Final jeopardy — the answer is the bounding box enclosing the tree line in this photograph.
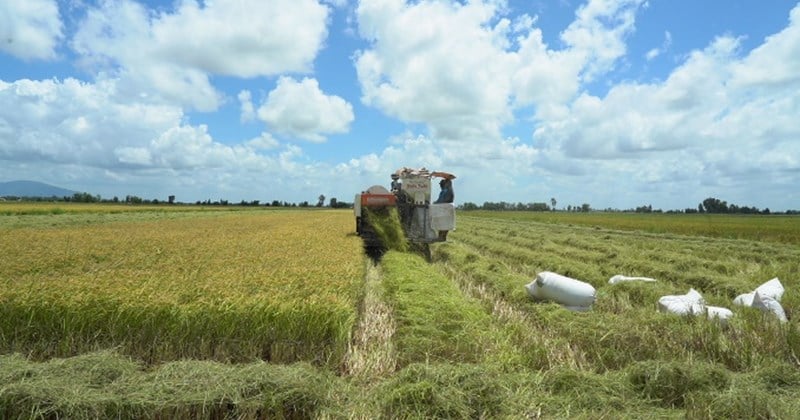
[0,193,352,208]
[459,201,592,212]
[458,197,798,215]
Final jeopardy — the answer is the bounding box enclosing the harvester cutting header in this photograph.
[354,167,456,260]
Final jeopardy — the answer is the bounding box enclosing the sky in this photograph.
[1,0,798,211]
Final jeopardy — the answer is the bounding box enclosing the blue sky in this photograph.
[1,0,798,211]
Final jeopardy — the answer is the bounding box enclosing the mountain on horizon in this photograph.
[0,180,78,198]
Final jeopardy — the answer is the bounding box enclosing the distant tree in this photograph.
[531,202,550,211]
[72,192,100,203]
[317,195,325,207]
[581,203,591,212]
[125,195,143,204]
[459,202,479,211]
[551,197,557,211]
[272,200,281,207]
[299,201,309,207]
[168,195,175,204]
[701,197,729,213]
[329,197,338,208]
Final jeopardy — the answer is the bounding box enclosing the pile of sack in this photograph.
[524,272,788,323]
[656,288,734,323]
[655,278,787,323]
[732,278,787,322]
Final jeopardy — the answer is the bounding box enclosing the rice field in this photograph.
[1,204,799,418]
[0,205,364,365]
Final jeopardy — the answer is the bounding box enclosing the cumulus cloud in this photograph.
[355,0,516,141]
[0,75,327,202]
[71,0,330,111]
[532,4,800,195]
[355,0,648,140]
[2,0,798,210]
[645,31,672,60]
[0,77,281,172]
[0,0,63,60]
[257,77,354,142]
[245,132,280,151]
[561,0,644,81]
[238,90,256,123]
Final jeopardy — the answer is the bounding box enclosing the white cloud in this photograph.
[2,0,798,211]
[0,75,331,202]
[238,90,256,123]
[528,4,800,209]
[71,0,330,111]
[730,5,800,91]
[246,132,280,151]
[355,0,648,140]
[257,77,354,142]
[0,77,283,173]
[355,0,516,141]
[561,0,644,81]
[645,31,672,61]
[0,0,63,61]
[148,0,329,77]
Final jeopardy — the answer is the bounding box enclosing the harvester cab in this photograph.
[354,167,456,261]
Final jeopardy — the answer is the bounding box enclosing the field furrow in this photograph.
[437,215,800,372]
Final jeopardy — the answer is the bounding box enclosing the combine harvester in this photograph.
[354,167,456,261]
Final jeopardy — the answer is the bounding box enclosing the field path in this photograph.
[342,259,397,381]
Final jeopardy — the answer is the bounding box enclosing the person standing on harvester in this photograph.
[435,178,454,203]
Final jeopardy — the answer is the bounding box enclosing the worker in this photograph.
[434,178,454,204]
[390,173,402,193]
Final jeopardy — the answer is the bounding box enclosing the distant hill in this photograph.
[0,180,78,198]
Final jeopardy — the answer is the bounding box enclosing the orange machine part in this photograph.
[361,194,397,207]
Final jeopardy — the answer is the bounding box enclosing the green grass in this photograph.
[464,210,800,244]
[379,251,506,367]
[0,350,341,419]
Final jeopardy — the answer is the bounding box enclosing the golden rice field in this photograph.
[0,204,363,365]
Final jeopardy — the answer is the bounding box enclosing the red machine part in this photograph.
[360,193,397,207]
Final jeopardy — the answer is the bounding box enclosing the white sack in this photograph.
[706,306,734,323]
[733,292,754,307]
[608,274,657,285]
[657,288,705,316]
[525,271,596,309]
[733,277,784,307]
[753,291,788,323]
[755,278,784,302]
